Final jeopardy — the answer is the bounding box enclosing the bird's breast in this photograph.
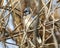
[23,14,37,30]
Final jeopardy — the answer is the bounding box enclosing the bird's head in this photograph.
[23,7,31,16]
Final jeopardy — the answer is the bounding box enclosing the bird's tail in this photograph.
[36,36,42,44]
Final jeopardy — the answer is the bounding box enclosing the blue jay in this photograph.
[23,7,42,44]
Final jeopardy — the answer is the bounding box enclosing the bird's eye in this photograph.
[23,10,27,13]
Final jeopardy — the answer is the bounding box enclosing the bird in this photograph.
[23,7,42,44]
